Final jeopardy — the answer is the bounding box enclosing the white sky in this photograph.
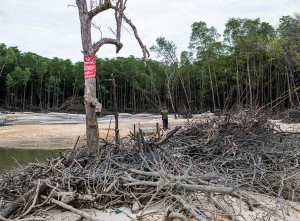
[0,0,299,63]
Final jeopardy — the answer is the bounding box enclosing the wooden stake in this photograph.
[156,122,161,139]
[133,124,136,141]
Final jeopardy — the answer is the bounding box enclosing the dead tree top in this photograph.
[76,0,149,60]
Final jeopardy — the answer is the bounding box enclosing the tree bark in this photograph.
[208,64,216,111]
[77,0,100,150]
[236,57,241,106]
[84,79,100,150]
[76,0,148,149]
[246,55,253,110]
[166,73,177,119]
[111,74,119,144]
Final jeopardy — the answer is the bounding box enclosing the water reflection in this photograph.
[0,149,67,174]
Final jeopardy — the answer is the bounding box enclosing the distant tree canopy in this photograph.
[1,14,300,113]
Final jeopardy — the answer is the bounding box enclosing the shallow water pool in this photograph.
[0,148,67,174]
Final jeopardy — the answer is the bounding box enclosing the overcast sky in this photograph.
[0,0,299,63]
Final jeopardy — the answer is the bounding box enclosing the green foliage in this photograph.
[189,21,220,54]
[150,37,178,65]
[6,73,14,88]
[0,13,300,111]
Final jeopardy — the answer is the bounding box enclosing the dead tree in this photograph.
[111,73,119,144]
[75,0,149,150]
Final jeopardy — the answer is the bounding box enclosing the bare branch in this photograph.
[91,22,103,39]
[40,196,103,221]
[67,4,77,8]
[76,0,89,14]
[115,0,123,42]
[112,6,150,61]
[88,0,112,19]
[108,26,117,37]
[92,37,123,54]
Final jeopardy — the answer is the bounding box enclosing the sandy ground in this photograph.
[25,196,300,221]
[0,112,298,150]
[0,112,196,149]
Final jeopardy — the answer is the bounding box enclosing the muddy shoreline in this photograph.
[0,112,191,149]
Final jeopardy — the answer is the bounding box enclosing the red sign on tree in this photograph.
[84,55,96,79]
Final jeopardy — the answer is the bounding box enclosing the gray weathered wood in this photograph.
[75,0,148,149]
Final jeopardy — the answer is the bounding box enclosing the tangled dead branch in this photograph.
[1,110,300,220]
[281,109,300,123]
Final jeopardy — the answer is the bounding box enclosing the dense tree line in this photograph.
[0,14,300,113]
[0,46,165,112]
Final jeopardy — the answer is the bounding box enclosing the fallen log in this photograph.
[154,126,181,146]
[40,195,103,221]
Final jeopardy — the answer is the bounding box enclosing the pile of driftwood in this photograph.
[281,109,300,123]
[1,110,300,221]
[58,96,85,113]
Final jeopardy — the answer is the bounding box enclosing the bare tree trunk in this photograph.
[208,64,216,111]
[200,71,204,110]
[76,0,148,149]
[77,0,100,149]
[290,69,300,106]
[0,58,7,77]
[236,57,241,106]
[23,83,26,110]
[52,83,56,108]
[85,78,100,149]
[56,79,60,108]
[285,64,293,107]
[14,87,18,109]
[133,86,136,111]
[246,55,253,110]
[269,62,272,108]
[166,74,177,119]
[6,87,10,108]
[39,77,43,109]
[287,59,300,106]
[212,67,221,110]
[30,81,33,108]
[124,80,127,110]
[47,85,50,110]
[178,71,191,115]
[111,74,119,144]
